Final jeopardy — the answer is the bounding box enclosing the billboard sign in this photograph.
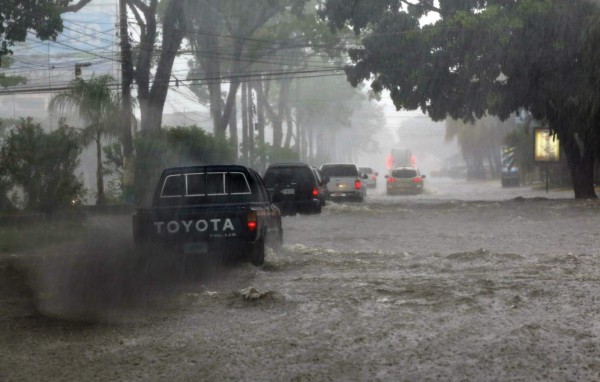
[534,128,560,162]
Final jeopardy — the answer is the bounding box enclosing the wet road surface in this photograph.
[2,178,600,381]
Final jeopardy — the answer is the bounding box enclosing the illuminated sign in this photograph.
[534,128,560,162]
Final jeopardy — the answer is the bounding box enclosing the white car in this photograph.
[385,167,426,195]
[359,167,378,188]
[320,163,367,202]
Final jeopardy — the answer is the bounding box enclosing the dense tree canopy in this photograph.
[0,0,92,62]
[321,0,600,198]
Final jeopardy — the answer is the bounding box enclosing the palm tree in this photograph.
[49,75,121,205]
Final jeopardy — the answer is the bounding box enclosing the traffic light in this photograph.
[74,62,91,78]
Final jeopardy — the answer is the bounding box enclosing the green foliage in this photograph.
[49,75,120,137]
[163,126,235,165]
[0,0,64,59]
[0,73,27,88]
[322,0,600,197]
[49,75,121,205]
[133,126,235,205]
[0,118,18,211]
[0,56,13,68]
[102,143,125,203]
[504,124,534,181]
[0,118,85,214]
[263,145,300,164]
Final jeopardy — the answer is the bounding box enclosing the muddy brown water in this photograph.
[2,194,600,381]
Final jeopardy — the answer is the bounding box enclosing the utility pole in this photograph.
[119,0,134,201]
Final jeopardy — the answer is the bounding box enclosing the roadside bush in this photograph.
[102,142,125,203]
[0,119,17,212]
[0,118,85,214]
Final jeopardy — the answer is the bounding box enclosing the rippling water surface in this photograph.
[3,178,600,381]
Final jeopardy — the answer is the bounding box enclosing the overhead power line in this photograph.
[0,67,346,95]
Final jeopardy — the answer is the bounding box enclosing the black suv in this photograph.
[262,163,326,215]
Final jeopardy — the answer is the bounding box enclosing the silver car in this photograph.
[320,163,367,202]
[359,167,378,188]
[385,167,426,195]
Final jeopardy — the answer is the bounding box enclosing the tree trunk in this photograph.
[247,82,255,167]
[217,79,241,136]
[229,100,238,160]
[308,124,314,161]
[560,131,597,199]
[255,80,266,170]
[281,79,293,149]
[241,82,248,164]
[119,0,134,200]
[136,0,185,133]
[296,115,302,159]
[256,80,283,148]
[95,134,105,205]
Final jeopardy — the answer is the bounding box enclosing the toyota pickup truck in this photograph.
[132,165,282,266]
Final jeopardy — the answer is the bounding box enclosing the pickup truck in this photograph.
[320,163,367,202]
[132,165,282,266]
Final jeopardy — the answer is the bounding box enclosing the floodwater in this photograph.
[2,177,600,381]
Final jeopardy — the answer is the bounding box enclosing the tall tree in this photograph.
[293,75,385,163]
[49,75,121,205]
[321,0,600,198]
[0,0,92,61]
[127,0,187,134]
[186,0,329,144]
[446,116,514,179]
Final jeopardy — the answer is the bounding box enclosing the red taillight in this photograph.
[412,177,422,183]
[387,177,396,183]
[354,180,361,190]
[312,187,319,197]
[247,210,257,231]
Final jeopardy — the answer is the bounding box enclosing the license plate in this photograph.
[332,193,347,197]
[282,188,295,195]
[183,242,208,254]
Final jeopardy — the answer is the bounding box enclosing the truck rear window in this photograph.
[160,172,251,198]
[263,167,314,187]
[320,165,358,177]
[392,169,417,178]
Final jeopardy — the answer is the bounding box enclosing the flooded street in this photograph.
[3,178,600,381]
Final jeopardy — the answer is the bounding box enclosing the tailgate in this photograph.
[327,177,356,193]
[268,182,312,202]
[137,205,253,245]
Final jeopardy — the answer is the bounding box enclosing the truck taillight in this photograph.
[247,210,257,231]
[312,187,319,197]
[354,180,361,190]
